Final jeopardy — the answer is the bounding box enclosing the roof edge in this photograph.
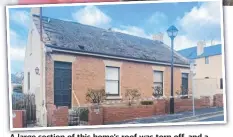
[45,45,190,68]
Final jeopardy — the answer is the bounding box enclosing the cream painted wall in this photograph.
[194,55,222,79]
[192,54,223,99]
[23,12,47,126]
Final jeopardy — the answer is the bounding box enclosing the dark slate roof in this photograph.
[32,15,189,66]
[178,44,222,60]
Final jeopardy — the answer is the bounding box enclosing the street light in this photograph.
[167,25,178,114]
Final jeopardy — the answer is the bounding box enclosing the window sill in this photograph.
[106,96,122,100]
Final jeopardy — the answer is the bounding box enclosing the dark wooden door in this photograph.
[54,61,72,108]
[182,73,189,97]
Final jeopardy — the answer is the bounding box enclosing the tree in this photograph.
[125,89,141,106]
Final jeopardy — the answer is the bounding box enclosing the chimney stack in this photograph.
[30,7,40,16]
[197,41,206,56]
[152,32,163,43]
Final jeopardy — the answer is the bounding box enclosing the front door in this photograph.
[54,61,72,108]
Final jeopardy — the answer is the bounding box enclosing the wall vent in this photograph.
[78,45,85,50]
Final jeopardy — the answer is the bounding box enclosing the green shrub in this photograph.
[79,108,89,122]
[140,100,154,105]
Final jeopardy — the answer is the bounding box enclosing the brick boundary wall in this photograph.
[88,106,104,125]
[174,97,211,113]
[103,104,155,124]
[50,106,69,127]
[46,95,221,126]
[12,110,26,128]
[213,94,223,107]
[88,99,167,125]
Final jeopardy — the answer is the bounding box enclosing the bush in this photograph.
[125,89,141,106]
[140,100,154,105]
[86,88,106,104]
[79,108,89,122]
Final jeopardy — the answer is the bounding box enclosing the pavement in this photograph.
[107,107,224,125]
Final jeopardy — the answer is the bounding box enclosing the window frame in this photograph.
[205,56,209,64]
[105,66,120,96]
[181,73,189,98]
[220,78,223,89]
[28,72,30,91]
[153,70,164,97]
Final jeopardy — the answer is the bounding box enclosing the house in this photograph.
[178,41,223,100]
[24,8,191,126]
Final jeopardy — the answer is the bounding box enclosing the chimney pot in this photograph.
[31,7,40,16]
[152,32,163,43]
[197,41,206,56]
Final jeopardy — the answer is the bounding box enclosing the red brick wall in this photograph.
[12,110,25,128]
[154,99,166,115]
[88,106,104,125]
[88,99,167,124]
[121,62,154,98]
[72,56,105,106]
[103,105,155,124]
[51,106,69,127]
[46,53,190,106]
[174,97,211,113]
[46,54,54,105]
[213,94,223,107]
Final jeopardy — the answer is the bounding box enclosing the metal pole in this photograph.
[170,37,174,114]
[192,65,196,116]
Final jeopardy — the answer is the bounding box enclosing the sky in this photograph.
[8,1,222,74]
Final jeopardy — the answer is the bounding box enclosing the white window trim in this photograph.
[51,54,76,63]
[180,68,191,74]
[152,66,166,71]
[104,60,122,99]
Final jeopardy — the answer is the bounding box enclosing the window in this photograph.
[181,73,189,98]
[28,72,30,90]
[153,71,163,97]
[205,56,209,64]
[105,67,120,96]
[220,78,223,89]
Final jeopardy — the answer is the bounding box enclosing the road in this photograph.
[107,107,224,125]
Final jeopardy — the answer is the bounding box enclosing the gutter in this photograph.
[47,46,190,68]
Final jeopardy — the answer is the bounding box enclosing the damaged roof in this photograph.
[32,15,189,66]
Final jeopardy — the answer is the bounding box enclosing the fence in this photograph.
[12,93,36,126]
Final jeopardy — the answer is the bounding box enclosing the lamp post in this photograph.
[191,62,196,116]
[167,25,178,114]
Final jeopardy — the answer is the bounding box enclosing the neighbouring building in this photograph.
[24,8,191,126]
[178,41,223,101]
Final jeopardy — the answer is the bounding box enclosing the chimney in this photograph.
[30,7,40,16]
[152,32,163,43]
[197,41,206,56]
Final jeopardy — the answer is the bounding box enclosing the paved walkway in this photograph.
[107,107,224,125]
